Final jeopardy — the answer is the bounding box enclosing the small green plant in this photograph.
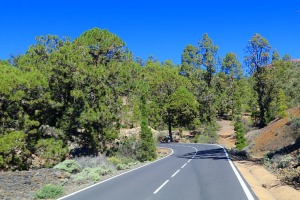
[193,134,199,143]
[197,123,218,144]
[116,163,128,170]
[263,152,272,167]
[107,156,122,166]
[179,128,183,138]
[54,160,82,173]
[34,184,64,199]
[107,156,139,170]
[277,156,292,168]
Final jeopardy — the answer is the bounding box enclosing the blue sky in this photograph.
[0,0,299,65]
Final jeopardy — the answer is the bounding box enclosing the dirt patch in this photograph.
[217,119,236,148]
[157,147,172,158]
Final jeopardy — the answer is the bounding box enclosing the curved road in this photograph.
[59,143,257,200]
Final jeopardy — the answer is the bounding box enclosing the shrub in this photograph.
[189,118,201,130]
[107,156,139,170]
[116,163,127,170]
[34,184,64,199]
[54,160,82,173]
[198,123,218,144]
[107,156,122,166]
[290,117,300,132]
[74,155,115,170]
[277,156,292,168]
[263,152,272,167]
[71,166,114,183]
[193,134,199,143]
[178,128,183,139]
[117,135,139,159]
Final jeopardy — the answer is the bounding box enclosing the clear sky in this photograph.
[0,0,299,65]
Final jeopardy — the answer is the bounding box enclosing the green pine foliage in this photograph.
[137,95,157,162]
[0,131,30,170]
[234,120,247,150]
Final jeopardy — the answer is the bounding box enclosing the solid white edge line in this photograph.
[171,169,180,178]
[188,159,192,162]
[153,180,169,194]
[57,148,174,200]
[215,144,255,200]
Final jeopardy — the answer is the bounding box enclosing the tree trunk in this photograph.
[167,111,173,142]
[258,91,266,128]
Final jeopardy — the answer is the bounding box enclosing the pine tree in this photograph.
[234,120,247,150]
[277,89,288,118]
[137,94,157,162]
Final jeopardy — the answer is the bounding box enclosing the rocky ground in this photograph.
[0,168,69,200]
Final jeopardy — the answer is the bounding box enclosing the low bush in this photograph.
[107,156,122,166]
[72,166,114,183]
[193,134,199,143]
[201,123,218,144]
[263,152,272,167]
[34,184,64,199]
[277,156,293,168]
[54,160,82,173]
[116,163,128,170]
[74,155,115,170]
[108,156,139,170]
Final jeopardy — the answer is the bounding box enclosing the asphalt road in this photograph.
[59,143,258,200]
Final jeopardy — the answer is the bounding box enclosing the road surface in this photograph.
[59,143,257,200]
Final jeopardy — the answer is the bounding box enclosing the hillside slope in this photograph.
[246,107,300,157]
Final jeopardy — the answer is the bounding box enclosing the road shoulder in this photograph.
[234,160,300,200]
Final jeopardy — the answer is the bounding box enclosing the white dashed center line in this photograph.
[153,145,198,195]
[171,170,180,178]
[153,180,169,194]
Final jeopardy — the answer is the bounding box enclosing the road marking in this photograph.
[188,159,192,162]
[171,170,180,177]
[216,145,255,200]
[181,163,187,168]
[153,180,169,194]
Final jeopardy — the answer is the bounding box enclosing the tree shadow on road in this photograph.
[178,148,228,160]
